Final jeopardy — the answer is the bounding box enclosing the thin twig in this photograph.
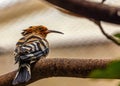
[44,0,120,24]
[0,58,112,86]
[101,0,106,4]
[95,19,120,45]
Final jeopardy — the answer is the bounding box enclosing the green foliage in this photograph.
[90,60,120,79]
[114,33,120,39]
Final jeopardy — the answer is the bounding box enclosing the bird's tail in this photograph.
[12,64,31,85]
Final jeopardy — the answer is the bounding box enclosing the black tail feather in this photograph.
[12,65,31,85]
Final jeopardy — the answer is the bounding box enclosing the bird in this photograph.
[12,25,64,85]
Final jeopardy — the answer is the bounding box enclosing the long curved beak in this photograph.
[47,30,64,34]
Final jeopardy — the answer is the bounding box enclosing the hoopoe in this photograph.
[12,25,63,85]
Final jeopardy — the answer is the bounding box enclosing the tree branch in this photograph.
[44,0,120,24]
[0,58,113,86]
[94,21,120,45]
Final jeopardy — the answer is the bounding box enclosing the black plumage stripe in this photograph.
[25,35,42,43]
[39,39,47,49]
[36,41,42,51]
[16,37,25,45]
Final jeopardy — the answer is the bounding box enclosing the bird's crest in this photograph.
[21,25,47,36]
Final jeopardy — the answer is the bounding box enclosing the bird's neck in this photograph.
[26,33,46,39]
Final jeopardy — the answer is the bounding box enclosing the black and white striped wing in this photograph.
[19,40,49,60]
[14,37,49,63]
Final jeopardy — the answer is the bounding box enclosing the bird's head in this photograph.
[22,25,64,38]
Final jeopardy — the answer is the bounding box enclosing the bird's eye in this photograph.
[39,28,42,30]
[39,28,44,31]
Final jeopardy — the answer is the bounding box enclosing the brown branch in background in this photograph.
[44,0,120,24]
[0,58,112,86]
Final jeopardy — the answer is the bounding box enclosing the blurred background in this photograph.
[0,0,120,86]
